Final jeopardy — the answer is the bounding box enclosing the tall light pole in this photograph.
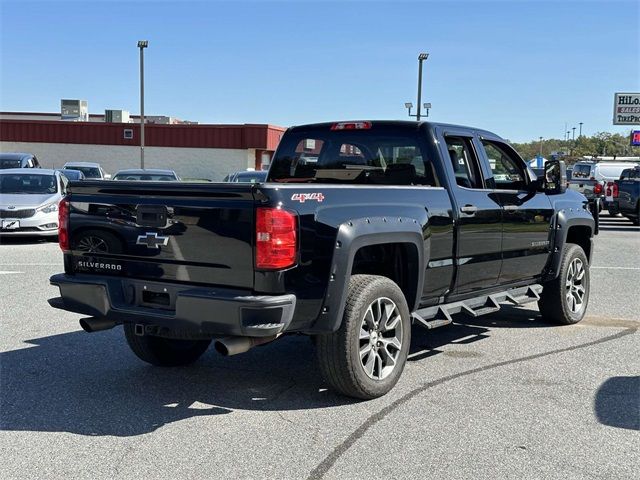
[416,53,428,121]
[538,136,543,155]
[579,122,583,137]
[572,127,576,141]
[405,53,429,121]
[138,40,148,169]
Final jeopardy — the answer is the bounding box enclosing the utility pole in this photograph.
[579,122,583,137]
[138,40,149,169]
[539,136,543,155]
[572,127,576,141]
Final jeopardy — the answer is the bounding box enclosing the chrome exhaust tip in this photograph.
[214,335,279,356]
[79,317,116,333]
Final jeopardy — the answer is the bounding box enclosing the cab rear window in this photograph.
[268,126,438,186]
[572,165,592,178]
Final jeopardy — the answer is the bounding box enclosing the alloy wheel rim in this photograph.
[77,236,109,253]
[565,258,586,313]
[359,297,403,380]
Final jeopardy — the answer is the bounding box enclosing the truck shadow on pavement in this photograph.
[594,376,640,431]
[0,306,551,437]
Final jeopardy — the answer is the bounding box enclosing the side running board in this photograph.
[411,284,542,330]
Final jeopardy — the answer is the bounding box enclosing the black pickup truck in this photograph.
[607,166,640,225]
[49,121,596,399]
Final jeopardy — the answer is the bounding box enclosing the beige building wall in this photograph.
[0,142,257,181]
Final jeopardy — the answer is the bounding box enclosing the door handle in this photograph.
[460,204,478,214]
[503,205,519,212]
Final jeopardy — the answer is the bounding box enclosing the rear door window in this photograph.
[443,136,483,189]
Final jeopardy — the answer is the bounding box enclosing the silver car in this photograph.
[62,162,110,180]
[0,169,65,237]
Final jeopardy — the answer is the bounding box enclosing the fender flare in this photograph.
[311,216,428,333]
[545,208,594,281]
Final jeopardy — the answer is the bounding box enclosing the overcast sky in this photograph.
[1,0,638,142]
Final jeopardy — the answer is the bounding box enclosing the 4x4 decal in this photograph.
[291,192,325,203]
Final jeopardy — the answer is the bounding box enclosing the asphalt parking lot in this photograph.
[1,215,638,479]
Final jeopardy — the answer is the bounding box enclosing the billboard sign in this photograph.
[613,93,640,125]
[631,130,640,147]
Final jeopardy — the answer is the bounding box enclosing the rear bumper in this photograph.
[49,273,296,337]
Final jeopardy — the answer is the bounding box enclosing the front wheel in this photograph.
[315,275,411,399]
[124,324,211,366]
[538,244,590,325]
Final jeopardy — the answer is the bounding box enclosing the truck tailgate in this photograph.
[65,181,257,289]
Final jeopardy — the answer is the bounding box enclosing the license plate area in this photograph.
[142,290,170,307]
[1,220,20,230]
[122,280,179,311]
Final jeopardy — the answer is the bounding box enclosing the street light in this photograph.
[404,53,430,121]
[539,136,543,155]
[579,122,583,137]
[137,40,149,169]
[572,127,576,141]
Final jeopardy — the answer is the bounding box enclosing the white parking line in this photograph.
[0,263,60,266]
[591,266,640,270]
[0,271,24,275]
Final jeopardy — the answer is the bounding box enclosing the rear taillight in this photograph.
[58,197,70,251]
[612,183,619,198]
[593,183,603,195]
[255,207,297,270]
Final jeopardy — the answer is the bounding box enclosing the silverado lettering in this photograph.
[77,261,122,271]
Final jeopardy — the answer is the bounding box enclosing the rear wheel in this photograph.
[538,244,590,325]
[315,275,411,399]
[124,324,211,366]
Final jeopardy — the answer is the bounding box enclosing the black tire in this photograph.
[538,244,590,325]
[607,207,620,217]
[73,229,123,254]
[124,324,211,366]
[315,274,411,399]
[630,201,640,225]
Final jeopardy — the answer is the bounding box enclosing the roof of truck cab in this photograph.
[286,120,503,140]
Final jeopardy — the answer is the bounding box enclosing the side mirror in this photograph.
[543,160,567,194]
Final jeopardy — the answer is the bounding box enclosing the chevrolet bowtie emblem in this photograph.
[136,232,169,249]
